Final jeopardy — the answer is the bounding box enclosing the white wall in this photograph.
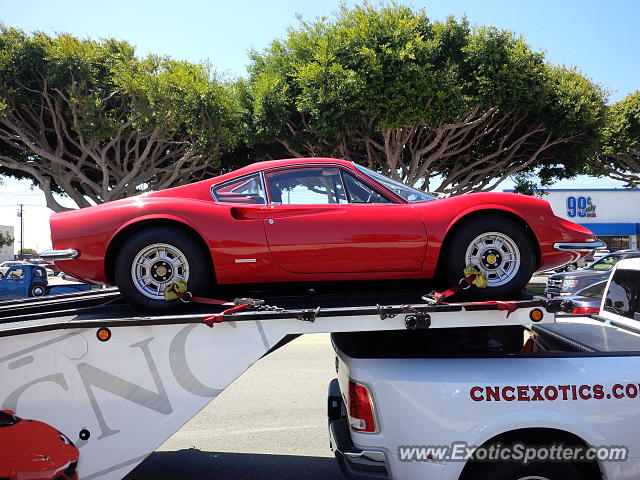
[0,225,14,262]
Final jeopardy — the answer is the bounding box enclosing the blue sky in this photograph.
[0,0,638,250]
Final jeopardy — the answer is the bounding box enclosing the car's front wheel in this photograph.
[114,227,211,311]
[442,216,535,298]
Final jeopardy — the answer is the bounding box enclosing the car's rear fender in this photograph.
[104,215,214,285]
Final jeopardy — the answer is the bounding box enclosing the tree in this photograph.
[18,248,37,256]
[0,231,13,249]
[243,4,606,195]
[598,91,640,186]
[0,28,241,210]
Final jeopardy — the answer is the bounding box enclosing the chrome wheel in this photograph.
[31,286,45,297]
[465,231,521,287]
[131,243,190,300]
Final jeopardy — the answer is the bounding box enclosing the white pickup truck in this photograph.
[329,257,640,480]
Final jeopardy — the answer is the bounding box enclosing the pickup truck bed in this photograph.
[330,319,640,480]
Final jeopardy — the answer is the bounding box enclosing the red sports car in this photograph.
[0,410,78,480]
[42,158,602,310]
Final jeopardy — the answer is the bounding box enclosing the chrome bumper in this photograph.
[329,418,388,479]
[553,241,606,252]
[39,249,79,261]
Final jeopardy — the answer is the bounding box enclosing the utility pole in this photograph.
[16,204,23,259]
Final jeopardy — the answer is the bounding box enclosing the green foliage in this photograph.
[602,90,640,157]
[0,231,14,249]
[0,27,241,207]
[593,90,640,185]
[18,248,37,255]
[243,3,607,193]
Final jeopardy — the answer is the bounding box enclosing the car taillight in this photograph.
[348,379,377,433]
[571,306,600,315]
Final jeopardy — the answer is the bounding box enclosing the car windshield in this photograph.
[585,254,627,271]
[353,164,436,203]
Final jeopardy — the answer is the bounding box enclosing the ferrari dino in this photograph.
[42,158,602,310]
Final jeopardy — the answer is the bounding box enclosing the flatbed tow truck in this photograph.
[0,278,577,480]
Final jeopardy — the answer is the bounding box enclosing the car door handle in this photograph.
[229,206,265,220]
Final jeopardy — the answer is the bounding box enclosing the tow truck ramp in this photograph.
[0,293,565,480]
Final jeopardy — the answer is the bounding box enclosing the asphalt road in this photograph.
[125,334,343,480]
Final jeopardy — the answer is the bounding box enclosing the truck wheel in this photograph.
[442,216,535,298]
[30,285,48,297]
[114,227,211,311]
[468,460,583,480]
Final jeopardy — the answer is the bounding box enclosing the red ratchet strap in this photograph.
[169,288,250,328]
[430,274,477,303]
[202,303,250,328]
[469,300,518,317]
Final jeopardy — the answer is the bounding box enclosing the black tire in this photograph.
[467,459,583,480]
[30,284,48,297]
[114,227,212,311]
[441,216,535,299]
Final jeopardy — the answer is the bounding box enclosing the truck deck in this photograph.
[0,285,596,480]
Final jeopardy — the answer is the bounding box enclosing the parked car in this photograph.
[0,260,24,277]
[0,410,78,480]
[593,249,611,262]
[42,158,601,310]
[0,264,49,299]
[553,250,595,272]
[546,250,640,298]
[558,279,607,315]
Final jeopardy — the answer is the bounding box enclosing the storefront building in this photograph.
[504,189,640,250]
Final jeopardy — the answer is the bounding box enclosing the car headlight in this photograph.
[562,280,578,289]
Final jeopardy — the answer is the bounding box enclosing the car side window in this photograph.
[603,269,640,320]
[8,268,25,280]
[266,167,348,204]
[212,173,266,204]
[341,171,391,204]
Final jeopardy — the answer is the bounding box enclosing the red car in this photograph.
[41,158,602,310]
[0,410,78,480]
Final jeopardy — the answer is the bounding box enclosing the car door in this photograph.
[0,266,26,299]
[263,166,427,274]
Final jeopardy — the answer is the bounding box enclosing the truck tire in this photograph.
[442,216,535,299]
[114,227,211,311]
[467,460,584,480]
[30,285,48,297]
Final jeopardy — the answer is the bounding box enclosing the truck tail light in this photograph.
[571,306,600,315]
[348,379,377,433]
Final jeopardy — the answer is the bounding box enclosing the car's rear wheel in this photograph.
[30,285,48,297]
[114,227,211,311]
[442,216,535,298]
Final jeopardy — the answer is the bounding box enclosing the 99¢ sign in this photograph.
[567,196,597,218]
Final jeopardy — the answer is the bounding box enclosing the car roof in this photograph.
[211,158,354,184]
